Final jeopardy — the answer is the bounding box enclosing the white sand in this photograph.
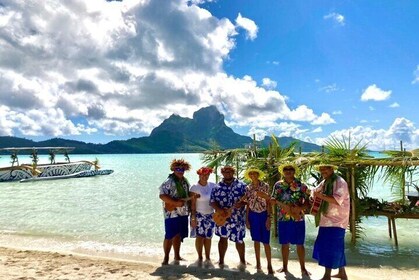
[1,246,418,280]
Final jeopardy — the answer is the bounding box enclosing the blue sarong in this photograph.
[164,215,188,241]
[313,227,346,269]
[277,220,305,245]
[193,212,215,239]
[248,210,270,244]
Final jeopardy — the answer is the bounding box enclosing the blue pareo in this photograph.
[313,227,346,269]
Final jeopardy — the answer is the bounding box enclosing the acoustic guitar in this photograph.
[309,195,323,215]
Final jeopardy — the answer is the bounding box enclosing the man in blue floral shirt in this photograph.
[271,163,311,276]
[210,166,247,269]
[159,159,191,265]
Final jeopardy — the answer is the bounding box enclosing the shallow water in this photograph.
[0,153,418,269]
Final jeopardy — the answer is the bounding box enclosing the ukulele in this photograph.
[164,193,200,212]
[213,195,246,227]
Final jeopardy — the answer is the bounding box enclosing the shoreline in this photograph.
[1,245,418,280]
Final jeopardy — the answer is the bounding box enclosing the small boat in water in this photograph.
[0,147,113,182]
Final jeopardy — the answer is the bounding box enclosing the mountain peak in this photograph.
[192,106,225,129]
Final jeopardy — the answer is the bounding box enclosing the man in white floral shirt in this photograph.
[312,164,350,280]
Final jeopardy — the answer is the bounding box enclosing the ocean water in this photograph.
[0,153,418,269]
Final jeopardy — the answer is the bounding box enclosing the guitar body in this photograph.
[164,202,178,212]
[310,196,323,215]
[164,195,197,212]
[213,209,232,226]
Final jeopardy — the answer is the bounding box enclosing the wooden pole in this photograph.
[350,166,357,244]
[400,141,406,203]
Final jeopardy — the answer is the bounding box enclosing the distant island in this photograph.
[0,106,321,154]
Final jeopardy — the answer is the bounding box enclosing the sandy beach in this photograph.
[1,246,418,280]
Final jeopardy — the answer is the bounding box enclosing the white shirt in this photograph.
[190,182,216,215]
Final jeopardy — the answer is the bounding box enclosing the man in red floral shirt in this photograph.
[271,162,311,276]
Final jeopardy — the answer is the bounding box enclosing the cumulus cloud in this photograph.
[332,110,342,115]
[361,84,391,101]
[312,127,322,133]
[324,12,345,26]
[275,122,309,139]
[389,102,400,108]
[235,13,258,40]
[261,78,277,89]
[0,0,328,141]
[248,127,267,141]
[314,117,419,151]
[311,113,336,125]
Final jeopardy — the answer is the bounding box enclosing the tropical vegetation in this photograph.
[201,135,419,243]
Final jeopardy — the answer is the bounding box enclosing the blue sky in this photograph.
[0,0,418,150]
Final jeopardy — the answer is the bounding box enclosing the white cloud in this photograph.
[0,0,330,141]
[332,111,342,115]
[412,65,419,84]
[248,127,267,141]
[235,13,258,40]
[369,106,375,111]
[389,102,400,108]
[312,127,322,133]
[275,122,309,139]
[311,113,336,125]
[261,78,277,89]
[324,12,345,26]
[314,117,419,151]
[361,84,391,101]
[319,83,339,93]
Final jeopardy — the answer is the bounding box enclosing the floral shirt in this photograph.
[210,178,247,242]
[271,179,310,221]
[210,178,247,214]
[314,176,350,229]
[245,181,270,213]
[159,174,190,219]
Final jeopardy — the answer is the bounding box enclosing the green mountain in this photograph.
[0,106,321,153]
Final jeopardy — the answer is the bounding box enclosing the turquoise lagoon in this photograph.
[0,153,418,268]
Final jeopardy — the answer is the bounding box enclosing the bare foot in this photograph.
[237,262,247,270]
[277,267,288,273]
[161,256,169,265]
[204,259,214,268]
[268,265,274,275]
[216,261,226,269]
[302,268,311,276]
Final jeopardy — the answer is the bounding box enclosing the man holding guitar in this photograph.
[270,162,311,276]
[159,159,192,265]
[210,166,247,269]
[312,164,350,280]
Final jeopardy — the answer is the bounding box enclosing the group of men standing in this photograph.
[159,159,350,280]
